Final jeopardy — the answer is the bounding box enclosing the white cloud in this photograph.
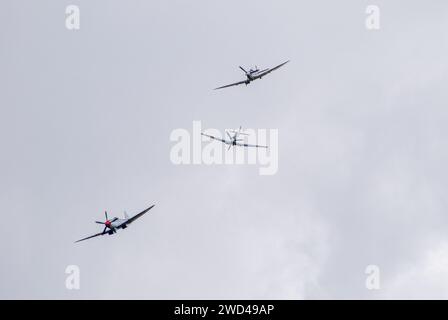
[382,241,448,299]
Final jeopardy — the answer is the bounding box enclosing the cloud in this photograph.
[382,240,448,299]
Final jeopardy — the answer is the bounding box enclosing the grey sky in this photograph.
[1,0,448,299]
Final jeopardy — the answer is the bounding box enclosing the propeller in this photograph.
[94,211,111,233]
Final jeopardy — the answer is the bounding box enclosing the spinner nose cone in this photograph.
[105,220,111,227]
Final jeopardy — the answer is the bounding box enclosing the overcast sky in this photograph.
[1,0,448,299]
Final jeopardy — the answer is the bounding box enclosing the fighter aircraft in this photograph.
[214,60,290,90]
[201,126,268,150]
[75,204,155,243]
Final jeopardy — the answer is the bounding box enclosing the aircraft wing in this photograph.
[75,231,107,243]
[126,204,155,224]
[214,79,247,90]
[201,133,231,144]
[235,142,268,148]
[256,60,290,78]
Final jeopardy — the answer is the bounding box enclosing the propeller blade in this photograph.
[239,66,248,74]
[105,211,108,220]
[102,226,107,234]
[226,131,232,140]
[95,221,105,224]
[227,144,232,151]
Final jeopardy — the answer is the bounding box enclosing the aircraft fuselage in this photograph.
[246,69,265,82]
[105,218,128,234]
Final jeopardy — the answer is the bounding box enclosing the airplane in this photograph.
[201,126,268,150]
[75,204,155,243]
[214,60,290,90]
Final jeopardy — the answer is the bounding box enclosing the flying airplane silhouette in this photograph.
[75,204,155,243]
[214,60,290,90]
[201,126,268,150]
